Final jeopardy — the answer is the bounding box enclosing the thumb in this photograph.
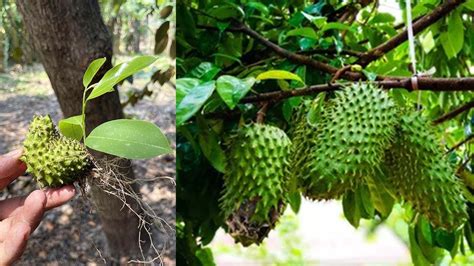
[0,149,27,188]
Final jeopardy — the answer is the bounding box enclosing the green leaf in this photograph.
[246,2,269,15]
[177,78,200,105]
[322,22,353,32]
[176,81,216,126]
[362,70,377,81]
[464,0,474,11]
[301,12,327,28]
[58,115,83,141]
[85,119,171,159]
[420,31,435,54]
[415,219,444,264]
[287,27,318,39]
[464,223,474,250]
[87,55,157,100]
[195,248,216,266]
[440,11,464,59]
[357,185,375,219]
[370,13,395,24]
[409,226,432,266]
[208,4,244,20]
[256,70,304,84]
[216,76,255,109]
[188,62,221,82]
[197,117,226,173]
[212,53,243,66]
[83,57,106,88]
[366,175,394,218]
[288,192,301,213]
[433,228,456,251]
[342,191,361,228]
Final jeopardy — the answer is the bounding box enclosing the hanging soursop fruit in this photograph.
[286,99,347,200]
[287,101,317,194]
[221,124,291,246]
[305,83,398,199]
[384,113,467,231]
[21,115,92,187]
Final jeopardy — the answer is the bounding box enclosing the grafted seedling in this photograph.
[19,55,173,263]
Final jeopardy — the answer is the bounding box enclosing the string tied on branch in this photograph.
[405,0,421,107]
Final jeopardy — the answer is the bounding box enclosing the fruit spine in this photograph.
[305,83,398,199]
[383,113,467,231]
[21,115,92,187]
[221,124,291,246]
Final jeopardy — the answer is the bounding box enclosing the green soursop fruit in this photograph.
[384,113,467,231]
[21,115,92,187]
[286,100,347,200]
[221,124,291,246]
[305,83,398,200]
[287,101,316,193]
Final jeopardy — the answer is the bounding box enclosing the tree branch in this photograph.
[447,134,474,154]
[241,77,474,103]
[194,2,463,83]
[256,103,270,124]
[433,99,474,125]
[298,48,364,57]
[356,0,465,66]
[232,22,367,81]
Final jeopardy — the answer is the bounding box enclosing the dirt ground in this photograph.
[0,64,176,265]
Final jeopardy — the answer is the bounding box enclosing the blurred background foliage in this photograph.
[0,0,176,103]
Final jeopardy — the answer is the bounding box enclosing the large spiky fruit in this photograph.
[305,83,398,199]
[21,115,92,187]
[221,124,291,246]
[286,100,346,200]
[384,113,467,231]
[287,101,317,193]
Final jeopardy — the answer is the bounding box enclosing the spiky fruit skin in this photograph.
[384,113,467,231]
[286,101,347,200]
[287,102,316,191]
[21,115,92,187]
[221,124,291,245]
[305,83,397,200]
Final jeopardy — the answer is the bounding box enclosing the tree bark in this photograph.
[132,19,141,53]
[16,0,147,262]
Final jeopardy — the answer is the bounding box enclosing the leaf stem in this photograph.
[81,87,90,143]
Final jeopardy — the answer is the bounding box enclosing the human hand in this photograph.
[0,149,76,265]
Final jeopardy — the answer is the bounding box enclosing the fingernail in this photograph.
[4,149,23,158]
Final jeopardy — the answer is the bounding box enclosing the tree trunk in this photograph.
[16,0,148,262]
[132,19,141,53]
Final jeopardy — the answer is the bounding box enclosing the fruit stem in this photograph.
[256,103,270,124]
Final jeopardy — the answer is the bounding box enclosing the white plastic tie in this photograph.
[406,0,421,109]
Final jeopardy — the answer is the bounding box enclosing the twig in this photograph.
[330,65,353,83]
[231,22,367,81]
[298,48,364,57]
[433,99,474,125]
[256,103,270,124]
[193,2,461,81]
[447,135,474,154]
[241,77,474,103]
[356,0,464,66]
